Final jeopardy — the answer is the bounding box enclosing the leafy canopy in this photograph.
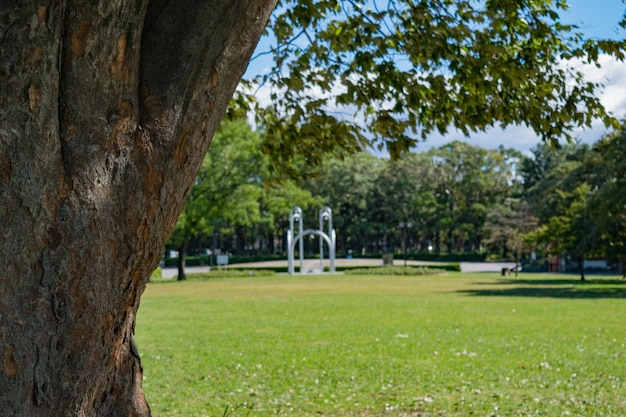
[167,119,264,250]
[245,0,625,164]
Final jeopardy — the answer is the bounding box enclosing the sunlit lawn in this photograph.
[136,272,626,416]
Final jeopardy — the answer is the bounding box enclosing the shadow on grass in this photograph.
[459,277,626,299]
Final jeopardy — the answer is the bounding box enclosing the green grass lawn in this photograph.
[136,272,626,416]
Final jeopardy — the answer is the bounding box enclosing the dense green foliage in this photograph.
[523,129,626,278]
[170,138,524,262]
[342,266,443,275]
[305,142,522,256]
[170,125,626,278]
[244,0,625,167]
[167,120,265,279]
[166,119,318,279]
[157,269,277,281]
[137,273,626,416]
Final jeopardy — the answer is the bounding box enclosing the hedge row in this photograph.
[225,263,461,274]
[163,252,483,267]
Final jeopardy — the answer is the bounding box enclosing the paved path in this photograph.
[460,261,516,273]
[161,259,517,278]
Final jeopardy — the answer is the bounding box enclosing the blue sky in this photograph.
[247,1,626,155]
[564,0,624,40]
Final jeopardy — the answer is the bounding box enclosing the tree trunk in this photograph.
[0,1,276,415]
[267,230,275,255]
[177,241,188,281]
[234,226,242,256]
[578,256,586,281]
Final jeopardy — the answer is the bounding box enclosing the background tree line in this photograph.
[168,119,626,279]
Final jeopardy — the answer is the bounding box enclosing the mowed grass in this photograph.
[136,272,626,416]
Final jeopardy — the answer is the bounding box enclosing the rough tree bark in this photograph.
[0,1,276,415]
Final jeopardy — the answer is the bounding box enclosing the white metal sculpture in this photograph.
[287,206,336,274]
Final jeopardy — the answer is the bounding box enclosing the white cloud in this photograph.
[582,54,626,120]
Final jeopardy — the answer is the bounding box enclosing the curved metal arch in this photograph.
[291,229,332,252]
[287,206,336,275]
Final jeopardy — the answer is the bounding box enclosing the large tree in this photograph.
[0,1,622,415]
[0,1,275,416]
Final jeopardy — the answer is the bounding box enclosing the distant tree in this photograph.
[520,142,566,193]
[167,119,263,280]
[521,142,589,224]
[427,142,520,253]
[258,181,319,254]
[366,152,440,254]
[584,128,626,276]
[485,199,537,275]
[527,184,598,280]
[306,153,383,254]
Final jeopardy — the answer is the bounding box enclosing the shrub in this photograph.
[150,266,163,281]
[187,269,277,280]
[343,266,446,276]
